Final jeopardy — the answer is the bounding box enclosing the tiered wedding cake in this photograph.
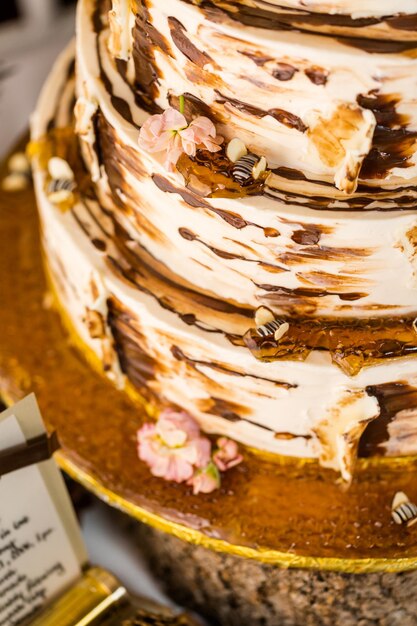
[32,0,417,484]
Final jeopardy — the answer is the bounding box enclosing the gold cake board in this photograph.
[1,140,417,574]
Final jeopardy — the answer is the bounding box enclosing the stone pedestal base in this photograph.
[137,525,417,626]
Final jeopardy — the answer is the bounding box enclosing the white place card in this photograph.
[0,394,88,626]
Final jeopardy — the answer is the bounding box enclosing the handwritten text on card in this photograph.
[0,415,82,625]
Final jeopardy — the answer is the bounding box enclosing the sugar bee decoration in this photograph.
[47,157,76,205]
[2,152,32,192]
[226,138,268,185]
[244,306,290,361]
[391,491,417,527]
[254,306,290,342]
[232,154,267,185]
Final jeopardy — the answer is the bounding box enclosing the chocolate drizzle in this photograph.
[291,227,321,246]
[152,174,273,235]
[183,0,417,49]
[168,16,215,68]
[188,0,380,30]
[92,3,140,126]
[108,299,158,396]
[358,90,417,179]
[338,37,417,54]
[170,345,296,389]
[215,91,307,132]
[178,227,286,269]
[255,281,367,304]
[132,1,172,112]
[359,383,417,457]
[388,14,417,31]
[273,63,298,81]
[304,66,328,86]
[152,174,212,209]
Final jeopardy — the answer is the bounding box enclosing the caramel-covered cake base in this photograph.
[1,141,417,573]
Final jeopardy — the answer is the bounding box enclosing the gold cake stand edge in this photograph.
[56,449,417,574]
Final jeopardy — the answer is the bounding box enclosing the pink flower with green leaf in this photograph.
[138,95,223,171]
[189,462,220,495]
[137,408,242,494]
[137,410,211,484]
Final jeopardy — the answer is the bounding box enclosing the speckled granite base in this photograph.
[137,524,417,626]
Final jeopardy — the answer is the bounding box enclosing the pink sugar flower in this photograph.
[189,462,221,495]
[213,437,243,472]
[178,116,223,155]
[137,407,243,494]
[138,98,222,171]
[137,422,193,483]
[137,410,211,484]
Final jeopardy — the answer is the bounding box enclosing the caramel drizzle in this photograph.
[243,317,417,377]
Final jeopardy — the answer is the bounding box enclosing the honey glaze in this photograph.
[176,148,268,199]
[244,316,417,376]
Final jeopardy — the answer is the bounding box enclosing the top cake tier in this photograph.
[106,0,417,196]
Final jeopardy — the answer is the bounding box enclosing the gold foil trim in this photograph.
[58,452,417,574]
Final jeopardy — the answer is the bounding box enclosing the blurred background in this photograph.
[0,0,76,155]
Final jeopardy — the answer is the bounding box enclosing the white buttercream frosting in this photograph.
[31,39,417,472]
[313,389,380,481]
[108,0,135,61]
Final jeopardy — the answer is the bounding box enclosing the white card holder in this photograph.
[0,394,87,625]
